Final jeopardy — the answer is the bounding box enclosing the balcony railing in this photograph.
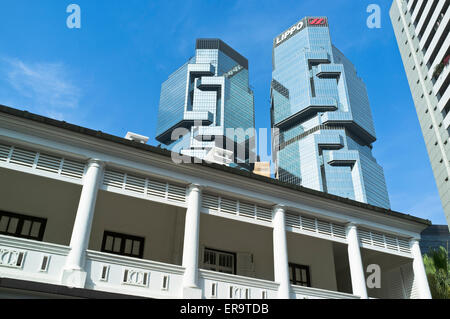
[85,250,185,299]
[0,235,70,285]
[0,235,359,299]
[199,269,279,299]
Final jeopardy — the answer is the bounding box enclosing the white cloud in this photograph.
[1,57,82,120]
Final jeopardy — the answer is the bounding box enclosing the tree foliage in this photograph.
[423,246,450,299]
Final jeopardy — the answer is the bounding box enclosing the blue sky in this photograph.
[0,0,446,224]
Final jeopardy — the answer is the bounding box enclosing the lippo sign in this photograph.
[273,17,328,47]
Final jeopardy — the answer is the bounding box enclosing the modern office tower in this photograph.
[390,0,450,228]
[271,17,390,209]
[156,39,255,169]
[420,225,450,255]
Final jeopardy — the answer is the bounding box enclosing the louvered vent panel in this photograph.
[36,153,61,174]
[256,207,272,222]
[103,170,125,189]
[167,184,186,202]
[0,143,85,180]
[202,194,219,211]
[10,147,36,167]
[124,174,146,194]
[332,224,346,239]
[101,169,188,204]
[317,220,332,236]
[371,232,386,248]
[0,144,11,162]
[61,159,85,179]
[147,180,167,199]
[239,202,255,219]
[285,211,346,241]
[285,213,300,229]
[221,198,237,215]
[359,228,411,255]
[398,239,411,254]
[301,216,316,233]
[202,194,272,223]
[358,229,372,245]
[385,236,398,251]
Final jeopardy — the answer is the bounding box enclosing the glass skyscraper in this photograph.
[271,17,391,209]
[156,39,255,168]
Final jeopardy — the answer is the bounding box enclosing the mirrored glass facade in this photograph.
[156,39,255,168]
[271,17,390,209]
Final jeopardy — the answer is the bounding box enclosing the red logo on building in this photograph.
[308,18,326,25]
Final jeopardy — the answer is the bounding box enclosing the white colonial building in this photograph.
[0,104,432,299]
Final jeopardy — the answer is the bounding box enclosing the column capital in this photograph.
[409,238,421,247]
[345,223,359,238]
[87,158,105,169]
[346,222,358,229]
[188,183,203,192]
[272,204,287,212]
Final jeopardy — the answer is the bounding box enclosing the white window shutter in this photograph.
[384,268,406,299]
[236,252,255,277]
[400,264,419,299]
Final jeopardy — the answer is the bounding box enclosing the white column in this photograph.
[272,205,291,299]
[346,223,368,299]
[410,239,432,299]
[62,159,104,288]
[181,184,202,298]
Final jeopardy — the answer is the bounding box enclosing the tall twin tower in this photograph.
[156,17,391,209]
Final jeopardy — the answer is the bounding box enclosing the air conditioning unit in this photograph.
[125,132,149,144]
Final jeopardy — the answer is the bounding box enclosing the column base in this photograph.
[61,268,87,288]
[182,287,203,299]
[277,286,291,299]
